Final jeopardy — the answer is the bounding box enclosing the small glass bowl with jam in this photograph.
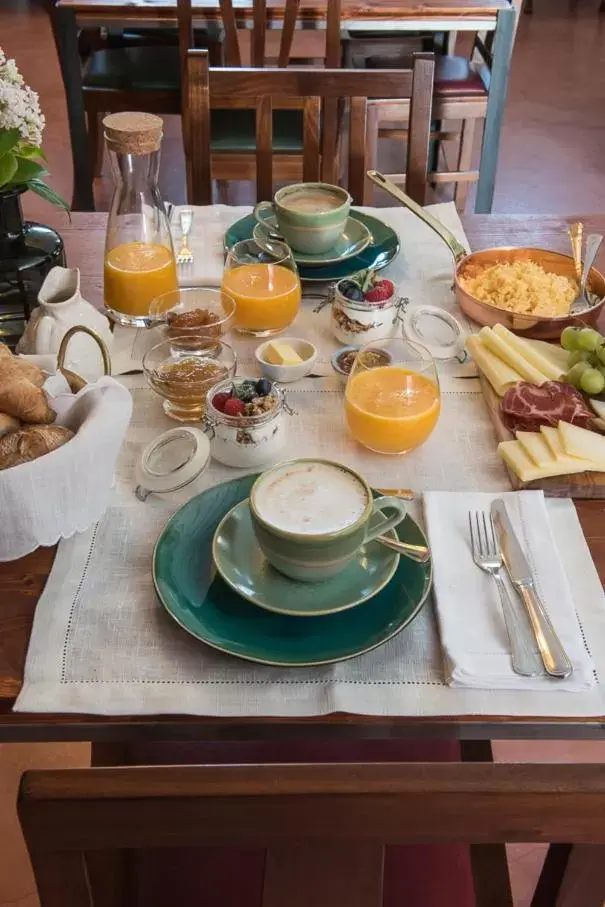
[148,287,236,339]
[204,376,286,468]
[143,336,237,421]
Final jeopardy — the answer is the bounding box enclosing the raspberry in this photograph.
[365,280,395,303]
[223,397,245,417]
[212,392,231,413]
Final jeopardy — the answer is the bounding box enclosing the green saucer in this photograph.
[225,210,399,283]
[253,214,372,266]
[212,500,400,617]
[153,475,432,667]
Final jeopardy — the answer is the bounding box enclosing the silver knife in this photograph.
[491,499,573,679]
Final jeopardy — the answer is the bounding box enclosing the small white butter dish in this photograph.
[255,337,317,383]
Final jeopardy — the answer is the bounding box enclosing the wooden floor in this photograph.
[2,1,605,905]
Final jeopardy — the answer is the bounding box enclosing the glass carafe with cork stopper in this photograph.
[103,112,178,327]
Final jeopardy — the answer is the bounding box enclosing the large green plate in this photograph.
[225,210,399,283]
[153,475,432,667]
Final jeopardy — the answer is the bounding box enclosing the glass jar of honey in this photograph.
[103,112,177,327]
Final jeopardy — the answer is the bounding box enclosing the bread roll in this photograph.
[0,413,20,437]
[0,376,55,423]
[0,425,73,470]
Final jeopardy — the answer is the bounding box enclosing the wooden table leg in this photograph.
[50,6,95,212]
[461,740,514,907]
[474,5,515,213]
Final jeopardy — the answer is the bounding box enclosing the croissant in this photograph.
[0,375,55,423]
[0,413,20,437]
[0,425,73,470]
[0,346,46,387]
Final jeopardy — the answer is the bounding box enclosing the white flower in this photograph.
[0,46,45,147]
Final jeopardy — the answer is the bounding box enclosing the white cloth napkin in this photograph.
[0,376,132,561]
[171,204,251,288]
[423,490,596,691]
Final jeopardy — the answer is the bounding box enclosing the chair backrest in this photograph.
[185,50,434,205]
[218,0,342,67]
[18,762,605,907]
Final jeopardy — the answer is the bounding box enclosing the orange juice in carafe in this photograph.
[345,366,440,454]
[102,111,176,326]
[104,242,177,318]
[222,262,301,334]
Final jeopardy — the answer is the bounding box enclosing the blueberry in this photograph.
[339,280,364,302]
[256,378,272,397]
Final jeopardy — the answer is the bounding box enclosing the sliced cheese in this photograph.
[479,326,549,385]
[492,324,564,381]
[559,420,605,465]
[540,425,585,464]
[516,431,555,468]
[465,335,522,396]
[524,338,569,374]
[499,439,594,483]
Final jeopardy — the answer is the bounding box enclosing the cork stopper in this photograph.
[103,112,163,155]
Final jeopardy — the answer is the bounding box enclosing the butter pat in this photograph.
[264,342,303,366]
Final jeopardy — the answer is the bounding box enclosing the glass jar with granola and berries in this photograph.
[331,270,404,346]
[205,377,286,468]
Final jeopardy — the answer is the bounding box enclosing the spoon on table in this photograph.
[569,233,603,315]
[376,534,431,564]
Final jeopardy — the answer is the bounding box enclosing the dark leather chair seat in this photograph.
[83,45,181,92]
[365,53,487,96]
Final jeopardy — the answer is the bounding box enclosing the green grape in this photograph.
[568,349,592,367]
[560,326,581,351]
[580,367,605,396]
[577,328,602,352]
[566,361,590,388]
[597,344,605,366]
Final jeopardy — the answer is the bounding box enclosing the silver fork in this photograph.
[176,207,194,265]
[469,511,543,677]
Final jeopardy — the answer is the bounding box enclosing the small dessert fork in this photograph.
[176,208,194,265]
[468,510,543,677]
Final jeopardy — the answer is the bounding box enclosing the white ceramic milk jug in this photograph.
[18,266,113,379]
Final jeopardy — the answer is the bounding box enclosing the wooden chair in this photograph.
[194,0,344,196]
[49,0,220,206]
[186,50,435,205]
[356,2,522,211]
[18,762,605,907]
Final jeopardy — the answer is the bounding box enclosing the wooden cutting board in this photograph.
[479,374,605,499]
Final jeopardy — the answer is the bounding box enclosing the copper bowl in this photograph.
[365,172,605,341]
[455,247,605,340]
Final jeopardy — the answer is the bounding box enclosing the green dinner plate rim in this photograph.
[152,475,432,667]
[224,209,400,283]
[211,499,400,617]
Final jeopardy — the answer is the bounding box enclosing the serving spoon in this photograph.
[569,233,603,315]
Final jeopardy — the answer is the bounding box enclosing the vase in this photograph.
[0,186,66,349]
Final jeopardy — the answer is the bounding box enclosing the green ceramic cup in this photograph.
[254,183,351,255]
[249,458,408,582]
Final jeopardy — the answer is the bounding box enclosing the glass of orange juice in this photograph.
[222,239,301,336]
[344,337,440,455]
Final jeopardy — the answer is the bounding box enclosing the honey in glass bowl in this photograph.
[149,287,237,340]
[344,337,440,455]
[143,337,237,422]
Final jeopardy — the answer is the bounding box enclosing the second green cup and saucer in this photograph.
[253,214,372,267]
[212,500,400,617]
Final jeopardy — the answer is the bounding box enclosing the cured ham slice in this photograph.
[501,381,594,434]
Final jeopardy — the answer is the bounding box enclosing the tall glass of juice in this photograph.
[222,238,301,336]
[103,112,178,327]
[344,336,440,455]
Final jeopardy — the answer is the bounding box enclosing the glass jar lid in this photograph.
[403,305,467,361]
[135,427,210,500]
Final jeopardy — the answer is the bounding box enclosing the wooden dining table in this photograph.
[1,209,605,746]
[53,0,515,213]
